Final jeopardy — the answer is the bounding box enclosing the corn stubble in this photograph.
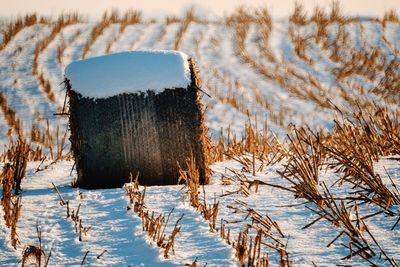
[0,139,31,248]
[275,105,400,266]
[125,173,184,259]
[51,183,91,242]
[0,3,399,265]
[178,151,291,266]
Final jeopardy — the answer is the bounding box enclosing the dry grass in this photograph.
[21,224,52,267]
[125,173,184,258]
[325,105,400,211]
[219,200,290,266]
[310,6,329,44]
[28,117,71,162]
[174,8,197,50]
[165,15,181,25]
[329,1,346,23]
[226,7,255,67]
[178,153,219,231]
[56,35,66,64]
[255,8,276,63]
[278,127,327,206]
[52,183,91,242]
[32,13,81,106]
[371,59,400,104]
[81,10,119,59]
[0,140,30,248]
[21,245,46,267]
[119,10,142,33]
[56,29,81,65]
[289,2,308,26]
[382,9,400,27]
[210,121,286,168]
[0,14,49,51]
[288,27,314,65]
[334,48,386,82]
[278,103,400,209]
[273,103,400,265]
[305,185,399,266]
[33,13,81,75]
[81,9,141,59]
[0,92,22,137]
[104,10,142,54]
[179,149,293,266]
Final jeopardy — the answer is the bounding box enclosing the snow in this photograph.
[1,14,400,266]
[65,50,191,98]
[1,157,399,266]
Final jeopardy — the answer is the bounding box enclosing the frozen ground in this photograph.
[0,158,399,266]
[0,15,400,266]
[0,19,398,145]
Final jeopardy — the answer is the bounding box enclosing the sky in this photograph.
[0,0,399,19]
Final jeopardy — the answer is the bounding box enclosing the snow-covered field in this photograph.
[1,9,400,266]
[0,158,399,266]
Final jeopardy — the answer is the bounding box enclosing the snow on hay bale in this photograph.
[65,50,209,189]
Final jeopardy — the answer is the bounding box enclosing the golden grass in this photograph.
[29,120,70,162]
[288,27,314,65]
[329,1,346,23]
[210,121,286,168]
[21,224,52,266]
[0,140,29,248]
[178,153,219,231]
[81,9,141,59]
[277,127,326,207]
[81,10,119,59]
[32,13,81,107]
[52,183,91,241]
[382,9,400,27]
[119,10,142,33]
[289,2,308,26]
[0,14,49,51]
[174,8,197,50]
[21,245,46,267]
[56,36,66,64]
[56,29,81,65]
[310,6,329,44]
[371,59,400,104]
[33,13,81,75]
[270,103,399,265]
[104,10,141,54]
[0,92,22,137]
[165,15,181,25]
[125,173,184,258]
[255,8,276,63]
[219,200,290,266]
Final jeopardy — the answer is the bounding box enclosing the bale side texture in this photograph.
[68,59,209,189]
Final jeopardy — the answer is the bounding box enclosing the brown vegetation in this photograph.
[81,9,141,59]
[0,14,49,51]
[21,224,52,267]
[0,92,22,137]
[174,8,197,50]
[52,183,91,242]
[125,173,184,258]
[0,140,31,249]
[178,153,218,230]
[0,5,399,265]
[32,13,81,105]
[273,104,400,266]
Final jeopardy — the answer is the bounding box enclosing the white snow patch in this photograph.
[65,50,191,98]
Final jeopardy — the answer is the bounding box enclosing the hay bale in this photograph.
[65,51,209,189]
